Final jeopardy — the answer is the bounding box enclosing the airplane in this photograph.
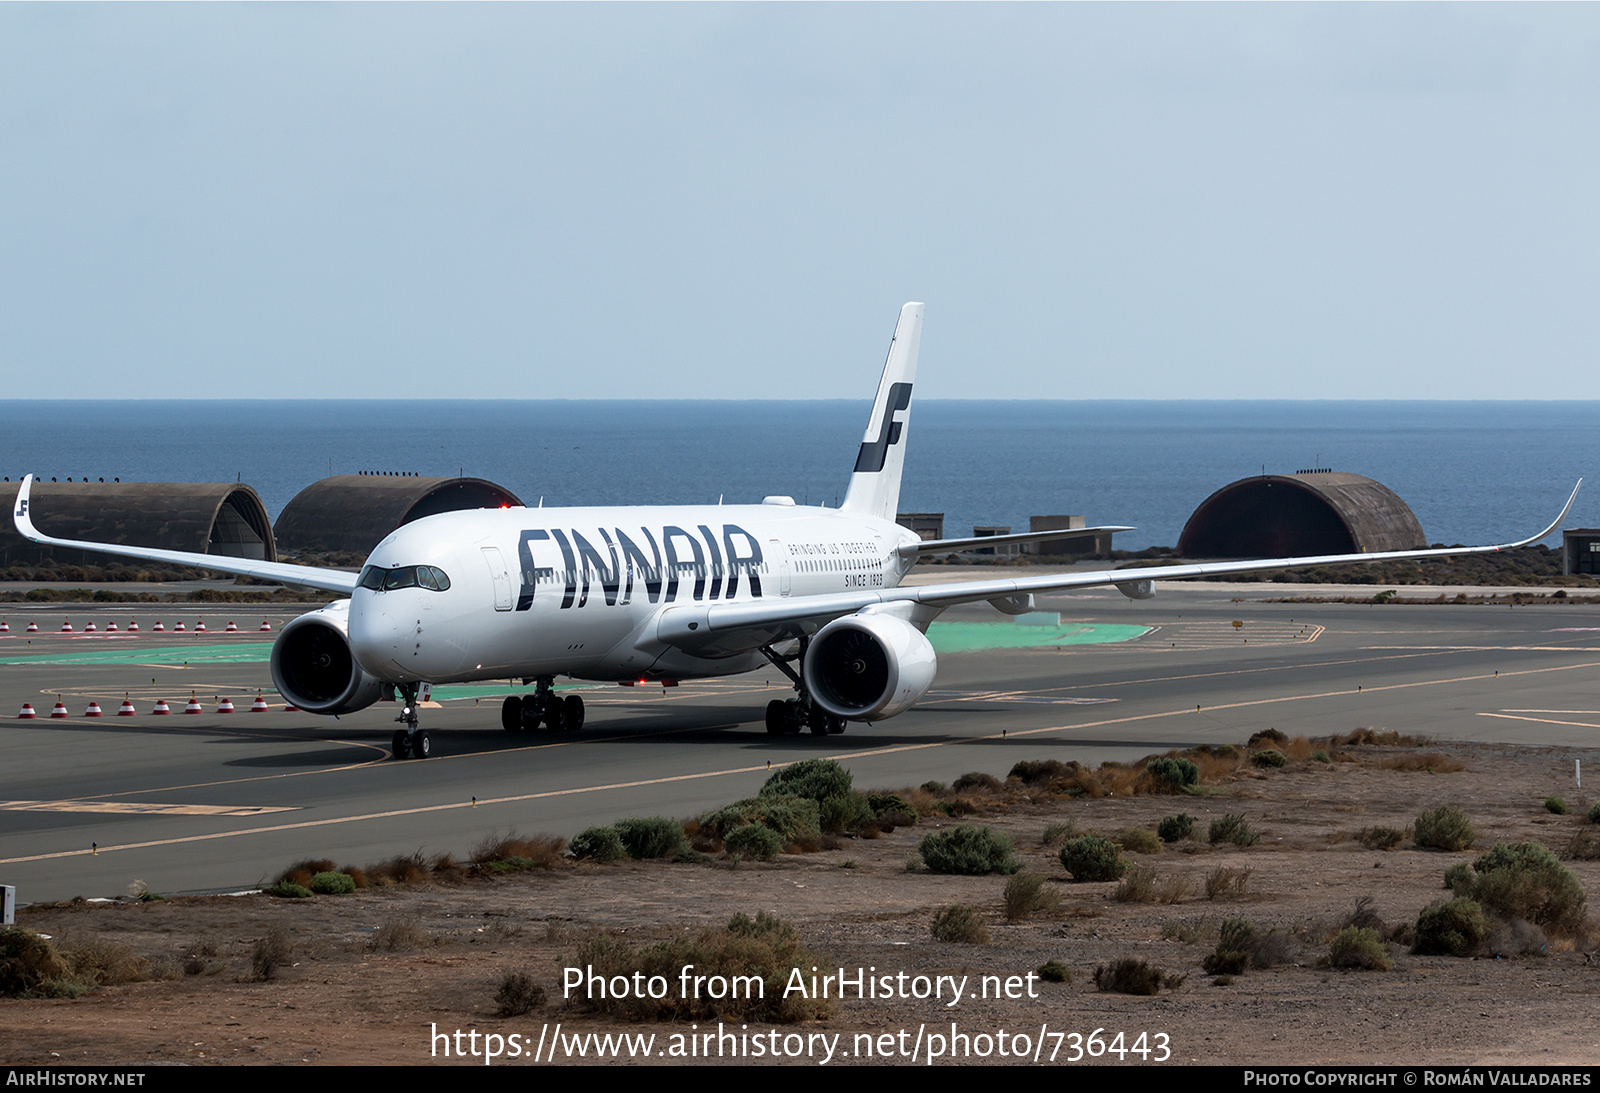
[11,302,1582,761]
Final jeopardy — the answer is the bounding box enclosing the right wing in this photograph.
[12,475,359,594]
[655,480,1582,653]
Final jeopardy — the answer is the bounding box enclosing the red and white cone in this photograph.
[216,697,235,714]
[84,701,103,717]
[26,621,39,633]
[282,702,298,711]
[151,699,171,715]
[173,622,185,632]
[194,620,206,632]
[128,619,139,632]
[152,621,164,632]
[258,619,272,632]
[60,619,73,632]
[117,695,136,717]
[84,622,97,632]
[183,694,203,714]
[17,702,36,719]
[250,692,270,712]
[50,698,68,719]
[105,622,118,632]
[225,621,238,632]
[0,618,9,633]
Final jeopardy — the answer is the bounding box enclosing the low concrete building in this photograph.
[1563,529,1600,576]
[1023,514,1114,557]
[896,512,944,541]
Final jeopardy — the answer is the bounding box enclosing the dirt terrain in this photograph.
[6,738,1600,1067]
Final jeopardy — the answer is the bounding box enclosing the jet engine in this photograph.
[802,612,937,721]
[270,601,384,716]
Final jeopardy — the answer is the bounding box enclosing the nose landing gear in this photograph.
[391,682,432,759]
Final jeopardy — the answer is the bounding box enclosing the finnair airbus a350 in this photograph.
[13,304,1580,760]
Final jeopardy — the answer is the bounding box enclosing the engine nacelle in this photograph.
[803,612,937,722]
[1115,578,1156,600]
[270,601,384,716]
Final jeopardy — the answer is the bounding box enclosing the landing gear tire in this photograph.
[828,716,847,735]
[765,700,787,735]
[808,705,832,736]
[563,694,584,731]
[546,698,566,732]
[391,730,411,760]
[520,692,542,732]
[412,730,432,759]
[501,696,520,732]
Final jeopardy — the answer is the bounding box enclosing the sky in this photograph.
[2,4,1599,400]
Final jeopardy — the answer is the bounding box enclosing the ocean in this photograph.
[0,400,1594,552]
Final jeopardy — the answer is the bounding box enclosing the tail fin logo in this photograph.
[853,382,913,473]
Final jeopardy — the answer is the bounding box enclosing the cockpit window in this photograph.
[358,565,451,593]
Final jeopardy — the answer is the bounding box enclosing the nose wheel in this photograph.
[391,683,432,759]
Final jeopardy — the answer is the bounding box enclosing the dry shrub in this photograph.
[1284,736,1313,761]
[1342,896,1388,935]
[1190,750,1246,783]
[1357,826,1405,851]
[930,905,989,943]
[1157,873,1195,903]
[1414,806,1476,852]
[62,936,149,986]
[370,918,436,952]
[429,853,468,883]
[1327,927,1392,971]
[0,928,70,996]
[1041,820,1079,845]
[1115,826,1162,855]
[1113,864,1158,903]
[495,971,546,1016]
[1205,866,1252,901]
[471,831,568,870]
[1093,958,1181,994]
[568,912,832,1023]
[251,926,292,981]
[1002,872,1060,922]
[1565,828,1600,861]
[1379,753,1464,773]
[368,852,430,886]
[1486,917,1549,957]
[1336,729,1429,748]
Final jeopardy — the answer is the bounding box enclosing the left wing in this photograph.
[12,475,359,594]
[656,480,1581,652]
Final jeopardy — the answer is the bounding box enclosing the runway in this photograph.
[3,585,1599,904]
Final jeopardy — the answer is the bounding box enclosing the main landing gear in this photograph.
[760,639,847,737]
[500,678,584,734]
[391,683,432,760]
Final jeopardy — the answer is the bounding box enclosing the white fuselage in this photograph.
[346,501,919,686]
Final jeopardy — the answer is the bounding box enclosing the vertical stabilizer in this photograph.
[841,303,923,521]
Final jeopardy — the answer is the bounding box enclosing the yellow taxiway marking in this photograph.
[0,800,297,817]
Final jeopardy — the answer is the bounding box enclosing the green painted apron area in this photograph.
[925,622,1150,653]
[0,642,273,666]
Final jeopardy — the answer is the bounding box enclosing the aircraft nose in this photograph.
[347,594,408,674]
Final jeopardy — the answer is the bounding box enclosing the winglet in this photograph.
[13,474,38,541]
[1503,478,1581,549]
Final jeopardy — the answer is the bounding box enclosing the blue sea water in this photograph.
[0,401,1594,552]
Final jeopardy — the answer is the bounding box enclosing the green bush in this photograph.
[569,826,627,862]
[1414,806,1476,852]
[952,771,1002,792]
[1251,749,1287,768]
[1545,796,1569,815]
[818,791,875,834]
[1444,862,1475,893]
[762,759,853,802]
[867,792,914,820]
[495,971,546,1016]
[918,825,1021,875]
[1002,872,1059,921]
[613,817,687,860]
[310,871,355,895]
[1248,729,1288,748]
[1588,802,1600,825]
[1413,899,1488,957]
[930,905,989,943]
[1116,826,1162,855]
[701,795,821,843]
[1202,919,1256,975]
[1310,750,1331,763]
[1058,836,1126,882]
[724,823,782,861]
[1465,841,1587,929]
[1328,927,1392,971]
[1041,820,1079,845]
[1157,813,1195,843]
[1208,813,1259,846]
[1146,757,1199,789]
[266,882,313,899]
